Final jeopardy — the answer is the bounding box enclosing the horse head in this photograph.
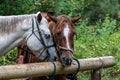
[47,14,81,66]
[25,12,57,61]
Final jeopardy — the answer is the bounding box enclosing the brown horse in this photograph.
[47,14,81,80]
[48,14,81,66]
[17,13,81,80]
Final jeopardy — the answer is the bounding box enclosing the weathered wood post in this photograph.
[0,56,115,79]
[91,69,101,80]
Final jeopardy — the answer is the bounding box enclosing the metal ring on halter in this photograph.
[99,57,104,68]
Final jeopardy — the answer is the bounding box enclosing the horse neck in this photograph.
[0,16,33,56]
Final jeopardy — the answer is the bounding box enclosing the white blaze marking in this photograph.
[64,24,70,49]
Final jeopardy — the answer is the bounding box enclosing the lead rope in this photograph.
[66,58,80,80]
[48,61,56,80]
[99,57,104,78]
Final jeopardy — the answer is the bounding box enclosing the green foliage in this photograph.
[74,16,117,57]
[0,0,57,15]
[55,0,120,22]
[74,16,120,79]
[55,0,81,17]
[34,0,56,12]
[83,0,120,23]
[0,48,17,65]
[0,0,34,15]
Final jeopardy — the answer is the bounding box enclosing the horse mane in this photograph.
[0,14,33,34]
[54,15,76,34]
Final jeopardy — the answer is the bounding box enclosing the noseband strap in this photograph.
[58,46,74,54]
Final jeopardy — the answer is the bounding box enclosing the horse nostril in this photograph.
[67,58,72,65]
[62,57,72,65]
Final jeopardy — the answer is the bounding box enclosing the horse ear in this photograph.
[71,16,82,23]
[36,12,42,23]
[47,13,57,23]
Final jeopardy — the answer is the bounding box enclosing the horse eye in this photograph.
[45,34,51,38]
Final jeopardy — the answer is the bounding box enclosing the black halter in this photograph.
[26,17,55,61]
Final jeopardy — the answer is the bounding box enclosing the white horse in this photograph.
[0,12,57,61]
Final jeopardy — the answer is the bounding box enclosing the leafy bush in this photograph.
[0,48,17,66]
[74,16,120,79]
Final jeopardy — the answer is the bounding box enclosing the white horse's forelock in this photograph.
[40,17,50,34]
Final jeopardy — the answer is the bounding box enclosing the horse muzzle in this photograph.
[60,54,73,66]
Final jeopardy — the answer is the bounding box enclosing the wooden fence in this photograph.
[0,56,115,80]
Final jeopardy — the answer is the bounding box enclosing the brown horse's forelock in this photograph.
[0,15,33,34]
[54,15,76,35]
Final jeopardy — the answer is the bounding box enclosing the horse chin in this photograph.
[60,60,73,67]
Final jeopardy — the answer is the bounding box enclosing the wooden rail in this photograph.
[0,56,115,79]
